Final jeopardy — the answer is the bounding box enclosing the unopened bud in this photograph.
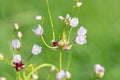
[58,16,64,20]
[76,2,83,7]
[50,66,56,72]
[65,71,71,79]
[0,54,4,60]
[14,23,19,30]
[35,16,42,20]
[32,74,38,80]
[0,77,6,80]
[18,32,22,39]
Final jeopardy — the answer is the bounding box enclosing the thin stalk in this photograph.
[25,54,33,63]
[59,51,62,71]
[27,63,59,79]
[17,72,22,80]
[45,0,55,40]
[41,35,55,49]
[68,27,72,43]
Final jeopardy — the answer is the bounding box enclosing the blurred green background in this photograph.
[0,0,120,80]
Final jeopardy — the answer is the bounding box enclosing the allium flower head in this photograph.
[70,18,79,27]
[32,24,44,36]
[77,26,87,36]
[13,54,21,63]
[36,15,42,20]
[94,64,105,78]
[75,36,86,45]
[65,71,71,79]
[12,39,21,49]
[56,70,65,80]
[32,44,42,55]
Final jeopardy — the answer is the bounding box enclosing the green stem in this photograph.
[45,0,55,41]
[17,72,22,80]
[41,35,55,49]
[27,63,59,79]
[59,51,62,71]
[68,27,72,43]
[25,54,33,63]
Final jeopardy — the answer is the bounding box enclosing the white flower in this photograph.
[58,16,64,20]
[75,36,86,45]
[32,74,39,80]
[35,15,42,20]
[32,24,44,36]
[76,2,83,7]
[12,39,21,49]
[18,31,22,38]
[14,23,19,30]
[77,26,87,36]
[0,77,6,80]
[66,14,70,19]
[32,44,42,55]
[94,64,105,78]
[56,70,65,80]
[65,71,71,79]
[13,54,21,63]
[70,18,79,27]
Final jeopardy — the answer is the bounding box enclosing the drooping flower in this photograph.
[56,70,65,80]
[12,39,21,49]
[32,24,44,36]
[76,2,83,7]
[94,64,105,78]
[18,31,22,39]
[75,36,86,45]
[77,26,87,36]
[13,54,25,71]
[32,44,42,55]
[35,15,42,20]
[70,18,79,27]
[50,66,56,72]
[65,71,71,79]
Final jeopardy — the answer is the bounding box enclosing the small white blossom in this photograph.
[13,54,21,63]
[32,24,44,36]
[75,36,86,45]
[56,70,65,80]
[32,44,42,55]
[12,39,21,49]
[14,23,19,30]
[0,54,4,60]
[32,74,39,80]
[77,26,87,36]
[76,2,83,7]
[18,31,22,38]
[0,77,6,80]
[50,66,56,72]
[70,18,79,27]
[35,15,42,20]
[94,64,105,78]
[58,16,64,20]
[65,71,71,79]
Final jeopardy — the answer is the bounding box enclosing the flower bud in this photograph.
[0,77,6,80]
[56,70,65,80]
[0,54,4,60]
[94,64,105,78]
[76,2,83,7]
[32,74,39,80]
[50,66,56,72]
[14,23,19,30]
[65,71,71,79]
[58,16,64,20]
[18,31,22,39]
[35,15,42,20]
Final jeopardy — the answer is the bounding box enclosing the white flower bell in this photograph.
[12,39,21,49]
[70,18,79,27]
[13,54,21,63]
[32,44,42,55]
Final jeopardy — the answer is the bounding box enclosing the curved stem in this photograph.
[41,35,55,49]
[59,50,62,71]
[27,63,59,79]
[45,0,55,41]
